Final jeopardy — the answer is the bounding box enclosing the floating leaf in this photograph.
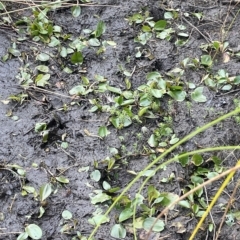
[191,87,207,102]
[39,183,52,202]
[110,224,126,239]
[25,224,42,240]
[62,210,72,220]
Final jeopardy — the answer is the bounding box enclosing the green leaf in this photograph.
[201,55,212,67]
[102,181,111,190]
[37,53,50,61]
[143,217,165,232]
[35,74,50,87]
[35,122,47,132]
[88,38,101,47]
[110,224,126,239]
[60,47,68,58]
[106,85,122,94]
[151,89,163,98]
[17,232,28,240]
[69,85,86,95]
[164,12,173,19]
[71,51,83,64]
[56,176,69,183]
[178,155,189,167]
[48,36,60,47]
[88,214,109,226]
[191,154,203,166]
[191,87,207,102]
[95,20,106,38]
[119,208,133,222]
[39,183,52,202]
[25,224,42,240]
[168,90,186,101]
[38,206,45,218]
[71,6,81,17]
[36,65,49,73]
[148,134,158,147]
[154,20,167,31]
[61,142,68,149]
[8,48,21,57]
[90,170,101,182]
[90,192,111,204]
[178,200,191,208]
[98,126,111,138]
[62,210,72,220]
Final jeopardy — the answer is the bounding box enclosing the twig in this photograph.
[8,194,17,212]
[182,16,210,43]
[215,180,240,239]
[144,163,240,240]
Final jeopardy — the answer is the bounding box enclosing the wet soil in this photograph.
[1,0,240,239]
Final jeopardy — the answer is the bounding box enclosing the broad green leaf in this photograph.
[110,224,126,239]
[48,36,60,47]
[119,208,133,222]
[154,20,167,31]
[98,126,110,138]
[102,181,111,190]
[60,47,68,58]
[88,214,109,225]
[22,186,35,193]
[69,85,86,95]
[90,192,111,204]
[71,6,81,17]
[88,38,101,47]
[151,89,163,98]
[164,12,173,19]
[62,210,72,220]
[178,155,189,167]
[35,74,50,87]
[38,206,45,218]
[36,65,49,73]
[56,176,69,184]
[168,90,186,101]
[95,20,106,38]
[148,134,158,147]
[178,200,191,208]
[8,48,21,57]
[106,85,122,94]
[39,183,52,202]
[90,170,101,182]
[25,224,42,240]
[35,122,47,132]
[61,142,68,149]
[191,87,207,102]
[191,154,203,166]
[201,55,212,67]
[37,53,50,61]
[143,217,165,232]
[71,51,83,64]
[17,232,28,240]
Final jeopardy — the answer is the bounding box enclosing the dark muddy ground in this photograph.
[1,0,240,239]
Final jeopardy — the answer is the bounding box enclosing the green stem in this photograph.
[132,145,240,239]
[88,107,240,239]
